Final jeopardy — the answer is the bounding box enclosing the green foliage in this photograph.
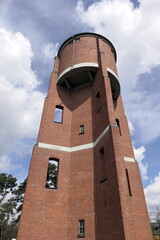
[0,173,26,240]
[151,206,160,237]
[0,218,17,240]
[13,178,27,223]
[0,173,17,203]
[46,162,58,189]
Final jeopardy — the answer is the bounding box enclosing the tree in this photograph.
[155,206,160,224]
[0,173,27,240]
[46,160,58,189]
[150,206,160,236]
[13,178,27,223]
[0,173,17,203]
[0,173,17,240]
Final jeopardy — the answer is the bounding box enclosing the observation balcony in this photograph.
[57,62,98,90]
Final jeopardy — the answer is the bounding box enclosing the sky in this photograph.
[0,0,160,216]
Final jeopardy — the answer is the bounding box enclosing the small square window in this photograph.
[79,125,84,134]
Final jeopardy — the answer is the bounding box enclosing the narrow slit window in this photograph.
[46,158,59,189]
[115,118,122,135]
[78,220,85,238]
[79,125,84,134]
[54,105,63,123]
[99,147,107,183]
[126,169,132,197]
[96,91,101,113]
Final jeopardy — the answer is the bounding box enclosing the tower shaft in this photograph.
[17,33,152,240]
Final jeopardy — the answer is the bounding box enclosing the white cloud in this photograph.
[128,119,134,136]
[126,90,160,143]
[0,155,22,172]
[42,42,59,63]
[76,0,160,144]
[0,29,39,89]
[0,28,45,168]
[76,0,160,83]
[134,146,148,180]
[144,172,160,212]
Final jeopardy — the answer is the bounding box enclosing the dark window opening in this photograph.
[100,177,108,184]
[99,147,107,183]
[100,147,104,154]
[96,91,100,98]
[115,118,122,135]
[96,91,101,113]
[54,105,63,123]
[45,158,59,189]
[126,169,132,197]
[78,220,85,238]
[79,125,84,134]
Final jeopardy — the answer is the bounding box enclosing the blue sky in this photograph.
[0,0,160,215]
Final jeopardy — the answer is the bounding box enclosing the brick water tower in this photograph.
[17,32,152,240]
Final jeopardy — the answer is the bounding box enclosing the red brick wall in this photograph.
[17,146,71,239]
[58,37,98,76]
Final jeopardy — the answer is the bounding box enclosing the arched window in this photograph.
[54,105,63,123]
[45,158,59,189]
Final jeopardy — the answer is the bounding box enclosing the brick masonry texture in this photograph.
[17,33,152,240]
